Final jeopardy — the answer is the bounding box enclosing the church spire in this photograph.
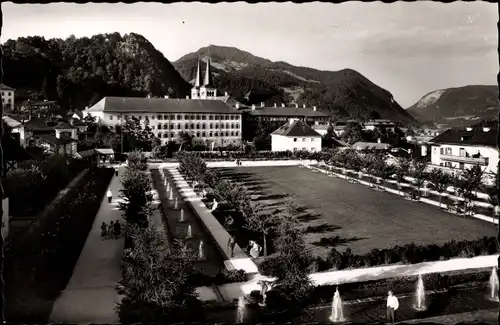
[194,59,202,88]
[203,57,213,87]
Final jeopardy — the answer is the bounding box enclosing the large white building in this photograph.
[1,83,15,110]
[271,118,322,152]
[429,126,498,175]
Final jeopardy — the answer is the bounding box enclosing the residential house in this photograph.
[352,140,392,151]
[0,83,15,111]
[271,118,322,152]
[22,119,78,156]
[429,126,498,174]
[363,119,397,132]
[332,120,361,137]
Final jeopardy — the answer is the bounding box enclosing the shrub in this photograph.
[119,167,153,227]
[126,150,148,171]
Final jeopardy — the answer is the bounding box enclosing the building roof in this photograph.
[365,119,396,126]
[96,148,114,155]
[0,83,15,91]
[429,127,498,148]
[77,148,114,158]
[271,119,322,137]
[24,119,54,131]
[87,97,240,114]
[54,121,77,130]
[332,138,351,148]
[36,134,77,145]
[242,105,330,118]
[2,116,23,129]
[312,124,331,131]
[353,142,391,150]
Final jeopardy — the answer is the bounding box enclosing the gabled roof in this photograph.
[429,127,498,148]
[36,134,77,145]
[54,121,77,130]
[87,97,240,114]
[24,119,54,131]
[353,142,391,150]
[0,83,15,90]
[242,105,329,118]
[271,119,322,137]
[2,116,23,129]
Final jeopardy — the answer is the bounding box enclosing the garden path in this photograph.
[49,167,125,324]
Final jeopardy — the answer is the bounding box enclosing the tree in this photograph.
[371,155,395,188]
[481,173,499,220]
[427,168,453,208]
[453,165,484,216]
[410,158,429,199]
[178,131,194,151]
[119,167,152,227]
[119,224,202,323]
[127,150,148,171]
[340,122,363,145]
[242,202,277,257]
[321,125,336,149]
[394,157,411,195]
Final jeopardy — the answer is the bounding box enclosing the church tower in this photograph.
[199,57,218,100]
[190,60,202,99]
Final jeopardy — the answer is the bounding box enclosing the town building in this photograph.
[363,119,397,132]
[85,97,243,147]
[1,83,15,110]
[332,120,361,137]
[271,118,322,152]
[352,140,391,151]
[429,126,498,175]
[239,102,330,123]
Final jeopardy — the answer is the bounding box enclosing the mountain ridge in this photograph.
[406,85,499,128]
[173,44,419,126]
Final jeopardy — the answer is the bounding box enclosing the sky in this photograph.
[1,1,498,107]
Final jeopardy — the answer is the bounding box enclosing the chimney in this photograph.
[466,127,473,131]
[261,102,265,107]
[274,103,277,107]
[281,103,285,107]
[483,127,491,132]
[252,104,256,110]
[303,104,306,108]
[164,95,169,99]
[313,106,317,111]
[295,103,299,108]
[377,138,382,144]
[235,103,240,109]
[186,95,190,99]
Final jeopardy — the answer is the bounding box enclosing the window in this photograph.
[294,138,298,142]
[459,162,465,170]
[231,131,234,136]
[157,115,162,120]
[236,123,240,129]
[235,131,239,137]
[209,132,213,137]
[231,123,235,129]
[440,148,444,155]
[209,115,213,120]
[177,124,181,129]
[293,148,298,152]
[163,115,168,120]
[196,115,201,120]
[209,123,213,129]
[109,115,113,120]
[196,124,200,129]
[163,133,168,138]
[196,132,200,137]
[175,114,181,120]
[302,138,306,142]
[158,124,162,130]
[202,132,206,137]
[201,115,206,120]
[202,124,206,129]
[225,131,229,137]
[190,123,194,129]
[215,132,219,137]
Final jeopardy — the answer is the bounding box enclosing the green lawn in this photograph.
[218,166,496,258]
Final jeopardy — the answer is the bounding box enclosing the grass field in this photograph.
[217,166,496,258]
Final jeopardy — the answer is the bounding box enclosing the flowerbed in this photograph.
[4,155,88,217]
[4,167,114,322]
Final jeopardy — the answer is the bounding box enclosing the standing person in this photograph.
[107,188,113,203]
[108,221,115,239]
[114,220,121,238]
[386,291,399,324]
[114,166,119,176]
[227,235,236,257]
[101,222,108,239]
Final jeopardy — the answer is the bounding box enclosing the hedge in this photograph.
[4,167,114,322]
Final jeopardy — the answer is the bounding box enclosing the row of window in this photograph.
[158,131,240,138]
[109,114,239,121]
[0,91,13,97]
[293,137,316,142]
[157,123,240,130]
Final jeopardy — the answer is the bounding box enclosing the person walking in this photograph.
[108,221,115,239]
[107,189,113,203]
[386,291,399,324]
[101,222,108,239]
[114,220,121,238]
[227,235,236,257]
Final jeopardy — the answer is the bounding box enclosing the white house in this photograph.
[364,119,396,132]
[271,118,322,152]
[1,83,15,110]
[429,126,498,175]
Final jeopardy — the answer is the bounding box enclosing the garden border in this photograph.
[165,167,259,277]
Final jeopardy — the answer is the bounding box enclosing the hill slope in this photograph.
[406,85,500,128]
[2,33,192,110]
[174,45,419,126]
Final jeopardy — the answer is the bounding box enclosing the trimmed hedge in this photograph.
[4,167,114,322]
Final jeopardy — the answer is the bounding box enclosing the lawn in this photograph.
[217,166,496,258]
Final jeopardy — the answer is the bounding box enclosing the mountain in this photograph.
[173,45,419,126]
[406,85,500,128]
[2,33,192,110]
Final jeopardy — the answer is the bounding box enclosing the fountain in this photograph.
[179,208,185,222]
[169,190,173,200]
[166,182,170,191]
[186,225,192,239]
[489,267,499,301]
[198,240,205,260]
[174,197,179,209]
[413,274,426,311]
[329,287,345,323]
[236,296,245,323]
